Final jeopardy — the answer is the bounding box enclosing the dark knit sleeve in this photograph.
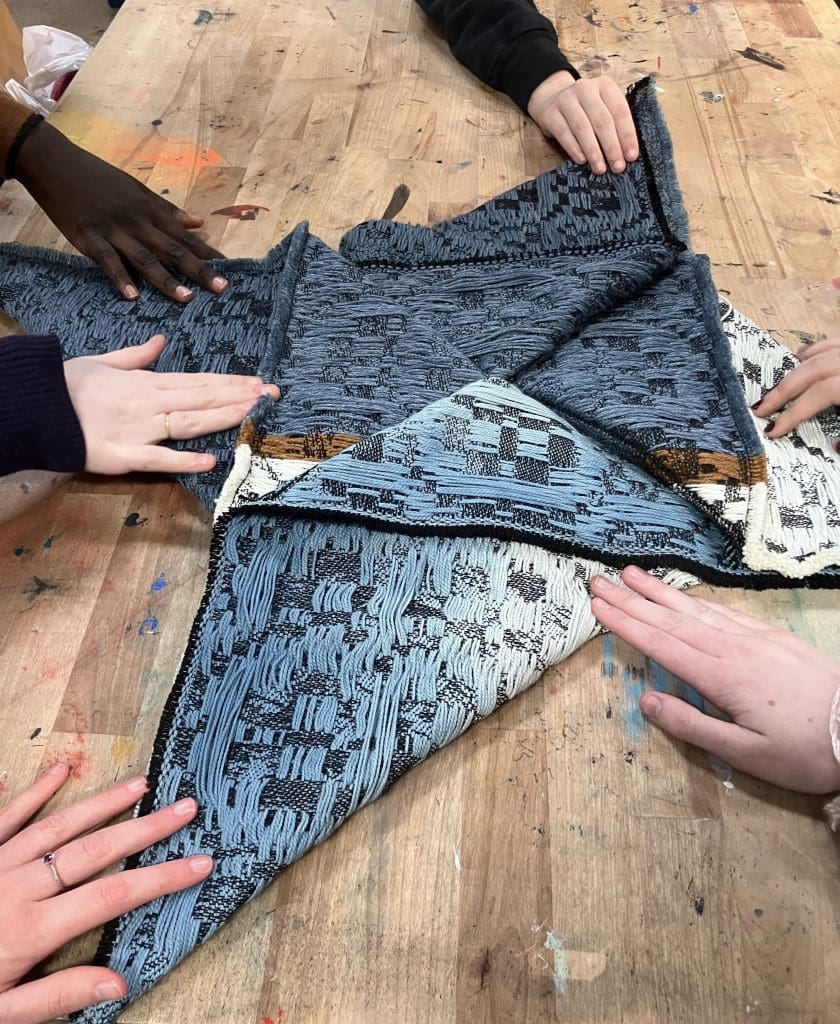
[414,0,579,113]
[0,334,86,476]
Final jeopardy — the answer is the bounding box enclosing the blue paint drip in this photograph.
[689,3,698,12]
[150,573,167,593]
[601,633,616,678]
[647,657,704,711]
[138,616,159,636]
[622,664,646,740]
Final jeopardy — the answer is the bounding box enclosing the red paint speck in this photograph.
[211,204,270,221]
[832,277,840,290]
[261,1010,283,1024]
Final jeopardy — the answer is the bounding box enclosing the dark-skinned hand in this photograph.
[14,122,228,303]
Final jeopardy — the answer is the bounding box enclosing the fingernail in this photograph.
[613,161,625,172]
[750,400,762,410]
[627,149,638,161]
[189,854,214,874]
[94,981,123,1002]
[175,286,193,300]
[260,385,277,397]
[49,762,68,775]
[641,695,661,719]
[173,797,196,817]
[763,422,774,435]
[125,285,139,300]
[595,164,606,174]
[211,276,228,292]
[126,776,147,794]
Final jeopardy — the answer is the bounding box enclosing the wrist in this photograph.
[527,70,576,121]
[13,120,70,191]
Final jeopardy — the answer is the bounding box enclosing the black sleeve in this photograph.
[415,0,579,113]
[0,334,86,476]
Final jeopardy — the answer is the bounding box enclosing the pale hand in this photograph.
[753,337,840,439]
[527,72,639,175]
[590,566,840,793]
[0,765,212,1024]
[63,334,281,474]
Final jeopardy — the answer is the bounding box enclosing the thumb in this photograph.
[97,334,166,370]
[0,967,127,1024]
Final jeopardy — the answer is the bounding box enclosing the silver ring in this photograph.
[43,850,67,892]
[164,411,172,441]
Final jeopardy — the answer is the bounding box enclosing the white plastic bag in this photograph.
[3,26,92,116]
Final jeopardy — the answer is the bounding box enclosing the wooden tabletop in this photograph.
[1,2,839,1022]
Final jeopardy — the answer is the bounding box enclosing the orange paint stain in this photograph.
[113,142,224,171]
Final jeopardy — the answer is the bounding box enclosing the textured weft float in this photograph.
[1,80,839,1019]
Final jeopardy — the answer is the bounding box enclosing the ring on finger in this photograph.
[43,850,68,893]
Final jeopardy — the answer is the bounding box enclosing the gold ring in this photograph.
[43,850,67,892]
[164,412,172,441]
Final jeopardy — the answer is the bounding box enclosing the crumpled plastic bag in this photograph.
[3,26,91,116]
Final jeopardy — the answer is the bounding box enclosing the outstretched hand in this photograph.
[14,122,228,303]
[0,765,212,1024]
[754,337,840,439]
[527,72,639,175]
[64,334,280,475]
[590,566,840,793]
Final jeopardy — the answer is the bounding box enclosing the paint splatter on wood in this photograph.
[381,183,410,220]
[584,11,603,26]
[211,204,270,220]
[124,511,148,528]
[811,189,840,206]
[736,47,787,71]
[699,91,724,103]
[24,577,58,602]
[194,9,212,24]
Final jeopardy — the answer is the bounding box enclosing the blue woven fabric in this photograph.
[0,80,838,1020]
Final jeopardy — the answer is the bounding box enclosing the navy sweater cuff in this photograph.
[0,334,86,476]
[497,30,580,114]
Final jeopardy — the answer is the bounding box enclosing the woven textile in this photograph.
[1,79,839,1019]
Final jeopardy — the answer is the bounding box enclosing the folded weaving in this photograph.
[1,79,839,1019]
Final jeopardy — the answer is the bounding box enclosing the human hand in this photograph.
[0,764,212,1024]
[753,337,840,440]
[63,333,280,474]
[590,566,840,793]
[13,121,228,303]
[526,71,639,175]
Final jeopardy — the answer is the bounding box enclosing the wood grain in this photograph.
[0,1,838,1022]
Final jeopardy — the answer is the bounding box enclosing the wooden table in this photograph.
[1,2,838,1022]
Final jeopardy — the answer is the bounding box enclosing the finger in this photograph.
[111,232,194,303]
[124,446,218,474]
[144,228,228,294]
[0,764,69,845]
[591,575,741,652]
[620,566,775,633]
[19,798,198,901]
[543,110,587,164]
[754,360,823,416]
[590,596,725,700]
[577,91,625,172]
[0,776,147,869]
[175,208,205,229]
[765,380,840,437]
[154,378,270,411]
[560,100,607,173]
[96,335,166,371]
[164,398,266,441]
[0,967,126,1024]
[152,371,265,392]
[82,230,140,301]
[177,226,225,261]
[798,338,840,361]
[601,86,639,162]
[38,856,213,956]
[640,691,764,767]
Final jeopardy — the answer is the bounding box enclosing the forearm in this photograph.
[0,335,86,476]
[415,0,578,112]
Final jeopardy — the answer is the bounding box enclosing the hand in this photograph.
[14,121,228,303]
[527,71,639,175]
[590,566,840,793]
[0,764,212,1024]
[753,337,840,439]
[63,334,281,474]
